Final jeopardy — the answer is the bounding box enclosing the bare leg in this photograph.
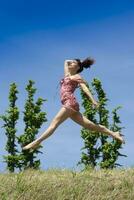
[22,107,72,150]
[69,111,125,144]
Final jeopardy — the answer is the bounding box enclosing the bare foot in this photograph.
[113,131,125,144]
[22,140,41,150]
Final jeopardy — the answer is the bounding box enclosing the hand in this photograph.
[66,59,73,63]
[92,101,100,109]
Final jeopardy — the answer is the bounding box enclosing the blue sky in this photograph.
[0,0,134,172]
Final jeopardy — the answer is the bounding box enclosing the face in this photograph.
[68,60,80,73]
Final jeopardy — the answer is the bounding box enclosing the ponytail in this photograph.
[74,57,95,73]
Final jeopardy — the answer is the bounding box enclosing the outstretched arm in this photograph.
[64,60,73,73]
[77,75,99,108]
[64,60,69,74]
[79,83,96,103]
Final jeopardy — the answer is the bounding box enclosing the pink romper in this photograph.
[60,75,87,113]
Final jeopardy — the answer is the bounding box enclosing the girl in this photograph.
[23,57,125,150]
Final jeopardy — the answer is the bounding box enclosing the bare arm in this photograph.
[64,59,77,75]
[75,74,98,104]
[64,60,71,74]
[79,83,96,103]
[64,59,73,66]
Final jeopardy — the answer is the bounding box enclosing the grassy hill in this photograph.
[0,167,134,200]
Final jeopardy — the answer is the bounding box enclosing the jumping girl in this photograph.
[23,57,125,150]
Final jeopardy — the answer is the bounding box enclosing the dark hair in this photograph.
[74,57,95,73]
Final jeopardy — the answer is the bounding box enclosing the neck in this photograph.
[67,72,77,76]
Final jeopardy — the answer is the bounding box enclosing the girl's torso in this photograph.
[53,74,81,101]
[60,74,79,93]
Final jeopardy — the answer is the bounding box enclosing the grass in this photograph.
[0,167,134,200]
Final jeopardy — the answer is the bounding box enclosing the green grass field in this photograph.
[0,167,134,200]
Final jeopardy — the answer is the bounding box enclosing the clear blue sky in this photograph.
[0,0,134,172]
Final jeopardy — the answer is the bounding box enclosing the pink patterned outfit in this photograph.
[60,74,87,113]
